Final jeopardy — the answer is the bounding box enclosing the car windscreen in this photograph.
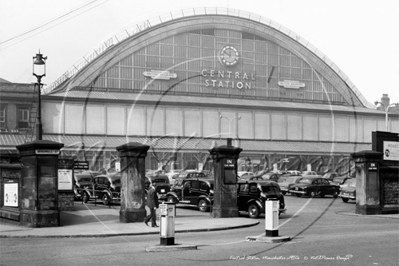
[261,185,280,194]
[299,179,312,184]
[153,178,168,183]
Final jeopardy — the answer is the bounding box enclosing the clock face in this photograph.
[219,45,239,66]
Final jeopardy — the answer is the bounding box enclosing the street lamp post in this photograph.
[219,115,241,146]
[374,101,399,132]
[33,51,47,141]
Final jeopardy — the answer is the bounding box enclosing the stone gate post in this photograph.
[116,142,149,223]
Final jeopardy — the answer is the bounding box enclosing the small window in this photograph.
[0,105,6,129]
[18,107,30,129]
[200,182,209,191]
[249,184,258,194]
[191,180,200,189]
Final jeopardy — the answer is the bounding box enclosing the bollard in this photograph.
[265,199,279,237]
[159,202,176,245]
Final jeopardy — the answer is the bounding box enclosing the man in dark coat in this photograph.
[144,182,159,227]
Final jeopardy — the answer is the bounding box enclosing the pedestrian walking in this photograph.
[144,182,159,227]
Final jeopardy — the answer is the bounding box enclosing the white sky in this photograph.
[1,0,398,106]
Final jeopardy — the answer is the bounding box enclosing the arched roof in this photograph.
[47,7,373,108]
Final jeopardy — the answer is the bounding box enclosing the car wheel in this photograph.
[310,191,317,198]
[198,199,209,212]
[82,192,89,203]
[102,194,110,205]
[342,198,349,203]
[333,192,339,198]
[248,204,260,219]
[296,194,302,197]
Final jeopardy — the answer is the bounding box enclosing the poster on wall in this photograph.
[383,141,399,161]
[4,182,18,207]
[58,169,73,191]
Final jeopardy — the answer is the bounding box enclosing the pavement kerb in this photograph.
[335,211,399,219]
[0,221,260,239]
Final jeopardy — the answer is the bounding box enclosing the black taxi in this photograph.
[237,180,286,218]
[166,178,214,212]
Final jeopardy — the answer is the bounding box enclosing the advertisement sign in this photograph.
[383,141,399,161]
[74,161,89,170]
[58,169,73,191]
[4,182,18,207]
[223,158,236,184]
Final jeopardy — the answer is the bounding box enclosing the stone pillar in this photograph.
[116,142,150,223]
[209,144,242,218]
[16,140,64,227]
[351,150,383,215]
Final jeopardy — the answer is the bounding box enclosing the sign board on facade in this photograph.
[35,149,60,155]
[143,70,177,80]
[278,80,306,89]
[368,162,378,171]
[383,141,399,161]
[74,161,89,170]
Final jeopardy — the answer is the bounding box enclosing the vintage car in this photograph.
[145,174,171,201]
[322,172,340,182]
[339,178,356,203]
[73,171,102,200]
[301,171,318,176]
[278,175,303,195]
[331,175,353,187]
[289,176,340,198]
[177,170,208,180]
[237,180,286,218]
[261,172,281,182]
[82,173,121,205]
[166,178,214,212]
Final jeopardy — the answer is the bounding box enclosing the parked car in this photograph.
[261,172,281,182]
[82,173,121,205]
[289,177,340,198]
[237,180,286,218]
[237,171,255,180]
[278,175,303,195]
[301,171,318,176]
[253,170,268,179]
[322,172,340,182]
[277,173,299,183]
[287,170,301,175]
[177,170,208,180]
[331,176,353,187]
[239,171,262,180]
[73,171,102,200]
[145,174,171,201]
[166,178,214,212]
[339,178,356,203]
